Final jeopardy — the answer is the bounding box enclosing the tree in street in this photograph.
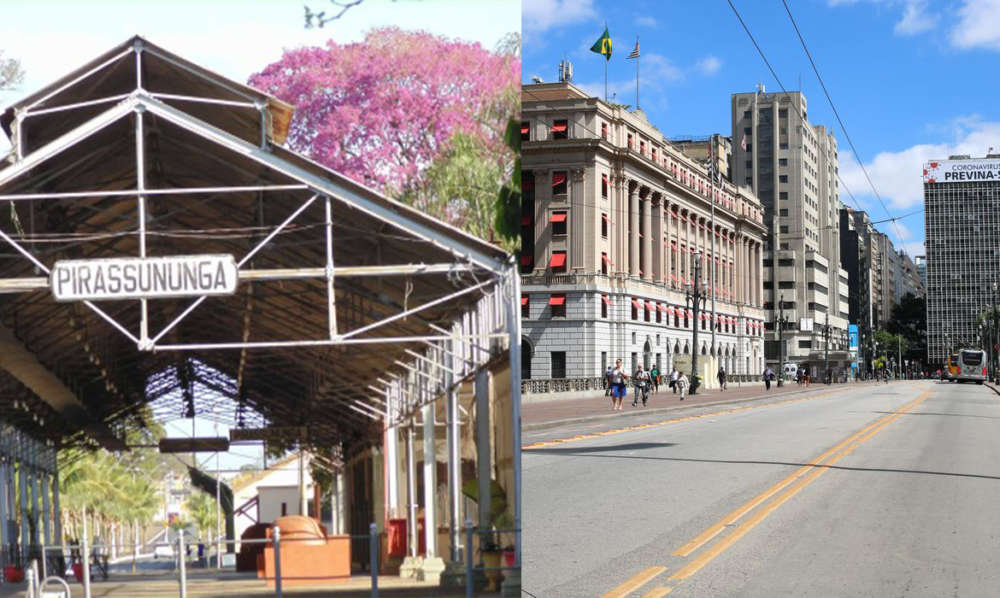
[886,293,926,366]
[248,27,520,244]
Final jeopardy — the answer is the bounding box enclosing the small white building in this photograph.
[231,452,317,542]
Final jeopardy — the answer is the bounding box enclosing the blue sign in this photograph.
[848,324,859,366]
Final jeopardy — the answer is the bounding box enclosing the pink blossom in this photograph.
[249,27,520,195]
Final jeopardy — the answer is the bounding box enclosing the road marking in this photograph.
[671,395,916,557]
[523,390,848,450]
[641,587,673,597]
[669,390,930,581]
[600,566,667,598]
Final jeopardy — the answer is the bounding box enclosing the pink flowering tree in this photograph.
[249,27,520,199]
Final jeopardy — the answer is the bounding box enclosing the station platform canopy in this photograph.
[0,36,519,456]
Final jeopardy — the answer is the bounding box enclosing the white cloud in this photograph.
[900,241,926,258]
[894,0,936,35]
[950,0,1000,50]
[695,55,722,76]
[636,16,658,27]
[523,0,597,35]
[644,53,684,81]
[839,116,1000,212]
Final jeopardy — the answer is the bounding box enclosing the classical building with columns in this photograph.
[520,82,767,380]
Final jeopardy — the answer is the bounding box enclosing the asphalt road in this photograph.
[522,380,1000,597]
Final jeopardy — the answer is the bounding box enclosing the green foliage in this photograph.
[887,293,926,362]
[185,489,218,541]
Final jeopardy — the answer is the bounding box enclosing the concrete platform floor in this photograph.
[0,570,501,597]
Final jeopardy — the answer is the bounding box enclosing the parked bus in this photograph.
[953,349,987,384]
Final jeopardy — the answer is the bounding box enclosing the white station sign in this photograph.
[923,159,1000,183]
[51,254,238,302]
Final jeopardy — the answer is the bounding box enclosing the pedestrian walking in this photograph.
[796,369,803,386]
[670,367,679,394]
[633,364,650,406]
[763,366,774,390]
[650,365,660,394]
[609,359,628,411]
[804,369,810,387]
[677,371,689,400]
[717,366,727,391]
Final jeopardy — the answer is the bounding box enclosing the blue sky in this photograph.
[523,0,1000,258]
[0,0,517,472]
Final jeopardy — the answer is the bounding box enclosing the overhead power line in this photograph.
[780,0,906,244]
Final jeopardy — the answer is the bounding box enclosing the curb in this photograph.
[985,382,1000,397]
[523,384,839,432]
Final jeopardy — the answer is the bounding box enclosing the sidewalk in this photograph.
[523,379,895,430]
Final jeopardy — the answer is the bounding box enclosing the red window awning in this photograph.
[670,274,677,282]
[548,294,566,306]
[645,300,655,311]
[602,173,609,183]
[687,309,694,318]
[602,295,612,306]
[602,213,610,222]
[551,122,567,133]
[521,254,533,266]
[602,253,612,264]
[521,296,528,306]
[549,252,567,268]
[657,303,669,313]
[631,298,642,309]
[552,172,566,186]
[550,212,567,223]
[521,215,531,226]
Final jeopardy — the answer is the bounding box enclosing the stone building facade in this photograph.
[521,82,767,380]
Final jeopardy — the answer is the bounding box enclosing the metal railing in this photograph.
[523,374,765,394]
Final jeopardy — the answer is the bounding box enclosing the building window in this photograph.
[552,119,568,140]
[745,176,753,185]
[552,171,567,196]
[640,140,646,155]
[779,281,795,289]
[627,133,634,149]
[779,191,788,200]
[745,160,752,168]
[520,121,529,141]
[778,258,794,267]
[520,253,533,273]
[551,211,568,236]
[779,158,788,166]
[780,142,789,149]
[644,301,651,322]
[743,110,751,119]
[652,147,657,162]
[601,122,608,139]
[601,251,609,274]
[601,215,609,238]
[655,303,662,323]
[549,250,567,273]
[601,173,609,198]
[551,351,566,379]
[779,175,788,183]
[798,340,812,349]
[601,294,610,318]
[779,109,788,118]
[746,143,752,151]
[549,293,566,317]
[779,209,788,217]
[779,225,789,233]
[631,297,640,320]
[521,295,529,318]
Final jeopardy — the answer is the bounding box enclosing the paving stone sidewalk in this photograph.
[523,378,902,430]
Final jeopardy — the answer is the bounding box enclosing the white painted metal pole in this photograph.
[406,420,417,558]
[136,106,149,347]
[325,196,338,338]
[421,380,437,558]
[82,506,91,598]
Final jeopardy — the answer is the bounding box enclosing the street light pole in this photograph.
[824,313,830,384]
[776,292,787,387]
[685,252,708,395]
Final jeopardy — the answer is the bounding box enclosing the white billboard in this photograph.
[923,159,1000,184]
[51,254,238,301]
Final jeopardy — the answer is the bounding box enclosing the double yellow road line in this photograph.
[599,388,930,596]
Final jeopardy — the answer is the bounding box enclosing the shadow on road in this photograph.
[529,442,677,453]
[527,448,1000,482]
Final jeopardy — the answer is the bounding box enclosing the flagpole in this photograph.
[605,60,608,103]
[636,45,640,108]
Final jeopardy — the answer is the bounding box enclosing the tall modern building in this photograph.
[731,88,849,369]
[924,155,1000,364]
[895,250,925,301]
[520,81,767,380]
[914,255,927,290]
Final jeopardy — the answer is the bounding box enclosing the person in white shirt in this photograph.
[670,367,679,394]
[676,371,689,400]
[609,359,629,411]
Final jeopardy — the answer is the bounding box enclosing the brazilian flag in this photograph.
[590,27,612,61]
